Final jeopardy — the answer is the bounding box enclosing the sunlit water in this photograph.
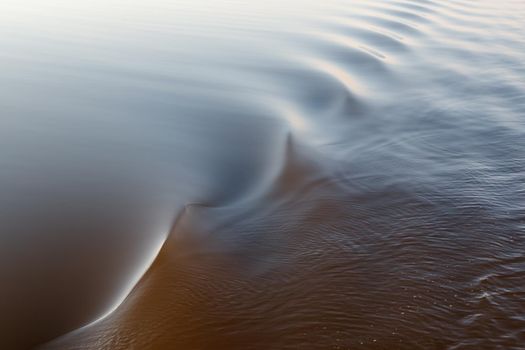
[1,0,524,349]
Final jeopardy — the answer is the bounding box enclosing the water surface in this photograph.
[1,0,524,349]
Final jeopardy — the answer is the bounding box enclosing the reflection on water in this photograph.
[0,0,524,349]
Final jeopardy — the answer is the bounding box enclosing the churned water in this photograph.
[0,0,524,349]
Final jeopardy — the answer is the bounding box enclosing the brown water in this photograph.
[1,0,525,349]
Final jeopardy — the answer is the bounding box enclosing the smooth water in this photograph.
[1,0,524,349]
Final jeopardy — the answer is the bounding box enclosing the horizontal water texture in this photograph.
[0,0,524,349]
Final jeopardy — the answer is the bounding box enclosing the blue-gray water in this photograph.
[1,0,524,349]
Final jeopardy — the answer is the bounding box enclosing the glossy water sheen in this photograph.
[1,0,524,349]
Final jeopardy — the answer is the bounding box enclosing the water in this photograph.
[1,0,524,349]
